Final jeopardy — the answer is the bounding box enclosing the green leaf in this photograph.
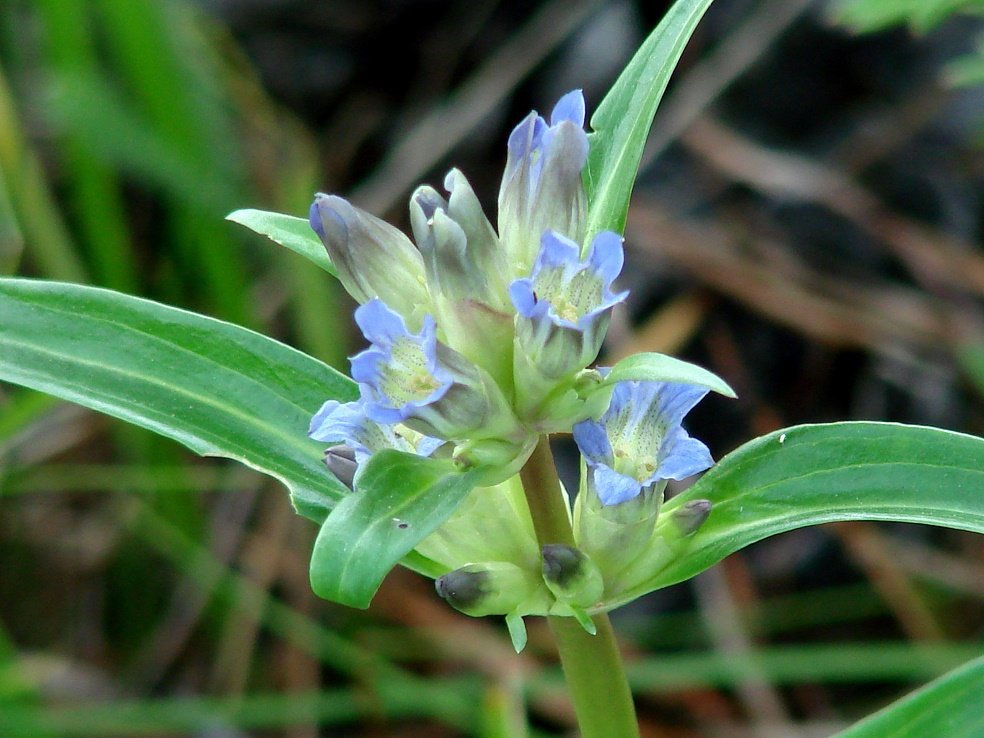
[831,654,984,738]
[601,422,984,611]
[0,278,356,521]
[310,450,483,608]
[604,352,736,397]
[227,208,337,277]
[583,0,714,239]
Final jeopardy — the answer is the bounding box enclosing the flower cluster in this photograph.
[308,90,622,480]
[307,90,716,624]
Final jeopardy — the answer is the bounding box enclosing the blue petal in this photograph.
[571,417,614,466]
[306,399,380,464]
[586,231,626,285]
[307,398,445,465]
[535,230,581,270]
[508,277,537,319]
[550,89,585,127]
[654,431,714,481]
[353,297,411,349]
[308,198,326,239]
[592,464,643,506]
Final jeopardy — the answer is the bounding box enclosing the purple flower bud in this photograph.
[498,90,589,275]
[309,194,430,323]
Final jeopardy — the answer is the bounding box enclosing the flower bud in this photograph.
[309,194,430,325]
[670,499,712,537]
[409,170,509,311]
[409,174,515,387]
[607,499,715,601]
[435,562,545,617]
[541,544,604,608]
[324,444,357,490]
[498,90,589,275]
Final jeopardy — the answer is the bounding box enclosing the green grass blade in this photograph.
[0,63,87,282]
[0,278,356,520]
[0,163,22,274]
[583,0,714,240]
[36,0,137,292]
[0,681,482,737]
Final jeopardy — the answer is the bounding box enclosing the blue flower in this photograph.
[573,381,714,506]
[349,298,521,445]
[308,399,443,465]
[511,229,628,384]
[308,398,445,487]
[498,90,589,275]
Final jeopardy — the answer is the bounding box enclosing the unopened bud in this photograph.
[670,499,712,537]
[435,562,540,617]
[323,444,357,490]
[309,194,430,323]
[541,544,604,608]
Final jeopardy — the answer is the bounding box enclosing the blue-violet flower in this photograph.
[573,381,714,506]
[510,229,627,423]
[350,298,521,446]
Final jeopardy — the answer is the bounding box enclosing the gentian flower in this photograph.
[498,90,589,275]
[350,298,522,447]
[307,398,444,487]
[573,381,714,506]
[510,229,628,425]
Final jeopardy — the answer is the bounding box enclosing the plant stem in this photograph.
[518,436,640,738]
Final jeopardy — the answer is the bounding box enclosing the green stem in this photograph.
[518,436,640,738]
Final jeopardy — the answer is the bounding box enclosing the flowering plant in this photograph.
[2,0,984,735]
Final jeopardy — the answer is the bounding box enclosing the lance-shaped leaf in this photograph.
[0,278,355,522]
[227,208,337,277]
[310,450,483,608]
[603,352,736,397]
[601,422,984,612]
[583,0,714,240]
[831,654,984,738]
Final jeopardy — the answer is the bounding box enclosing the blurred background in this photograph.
[1,0,983,736]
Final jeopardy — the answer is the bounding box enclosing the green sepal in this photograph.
[309,449,482,608]
[227,208,337,277]
[603,352,736,397]
[505,612,528,654]
[569,606,597,636]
